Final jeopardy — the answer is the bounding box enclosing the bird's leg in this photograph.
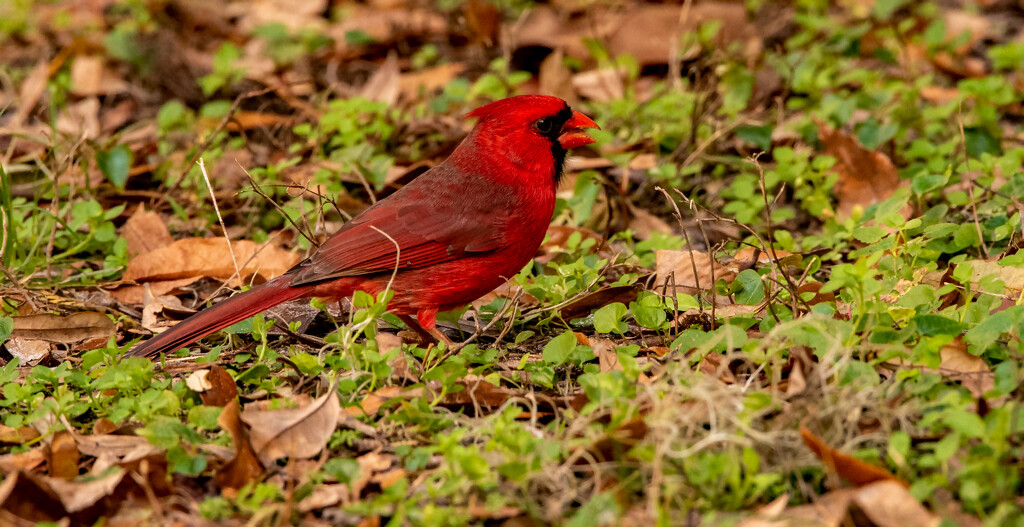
[396,314,455,348]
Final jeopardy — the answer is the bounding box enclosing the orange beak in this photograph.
[558,110,600,150]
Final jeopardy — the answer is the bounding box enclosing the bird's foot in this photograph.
[397,314,455,348]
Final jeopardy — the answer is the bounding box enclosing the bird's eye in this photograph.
[534,117,553,134]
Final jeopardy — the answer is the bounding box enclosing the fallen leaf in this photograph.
[234,0,327,31]
[655,249,736,294]
[963,258,1024,296]
[107,276,202,305]
[937,339,993,398]
[559,283,643,321]
[69,55,128,97]
[0,446,47,475]
[572,68,625,103]
[4,337,51,365]
[44,468,132,514]
[0,470,67,523]
[12,312,114,344]
[123,237,302,286]
[818,121,906,219]
[943,10,989,55]
[0,426,40,445]
[240,388,341,465]
[215,400,263,491]
[800,426,905,487]
[628,205,674,241]
[360,52,401,105]
[200,365,239,408]
[539,49,576,104]
[776,481,940,527]
[48,431,79,480]
[219,112,293,132]
[591,338,620,373]
[56,97,102,141]
[12,59,50,128]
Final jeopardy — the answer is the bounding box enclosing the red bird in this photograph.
[127,95,599,359]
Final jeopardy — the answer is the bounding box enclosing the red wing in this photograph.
[288,166,507,286]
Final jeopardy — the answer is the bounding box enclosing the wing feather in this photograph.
[289,164,508,286]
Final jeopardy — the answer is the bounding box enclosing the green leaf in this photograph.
[736,125,772,152]
[593,302,627,334]
[965,306,1024,347]
[912,314,966,337]
[964,127,1001,158]
[0,317,12,345]
[542,330,578,366]
[733,269,765,305]
[96,144,133,189]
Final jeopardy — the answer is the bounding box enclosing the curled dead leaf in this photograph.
[12,312,114,344]
[240,388,341,465]
[655,249,736,294]
[818,121,907,220]
[800,426,905,487]
[123,237,301,286]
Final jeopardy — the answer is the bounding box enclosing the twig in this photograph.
[957,102,989,258]
[198,158,241,282]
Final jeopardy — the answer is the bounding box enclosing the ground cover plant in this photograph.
[1,0,1023,525]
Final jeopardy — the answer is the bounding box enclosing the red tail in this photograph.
[126,276,307,359]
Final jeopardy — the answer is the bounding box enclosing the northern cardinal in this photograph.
[127,95,599,359]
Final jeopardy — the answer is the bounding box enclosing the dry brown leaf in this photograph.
[121,205,172,257]
[0,426,40,446]
[69,55,128,97]
[963,258,1024,296]
[464,0,500,45]
[440,377,517,409]
[220,111,293,132]
[559,283,643,321]
[215,399,263,492]
[186,365,239,407]
[361,52,401,105]
[513,3,762,66]
[234,0,327,31]
[4,337,50,365]
[655,249,736,294]
[800,426,905,487]
[591,338,620,373]
[141,284,191,333]
[123,237,301,286]
[472,280,539,311]
[55,97,101,139]
[43,468,132,514]
[0,446,47,475]
[776,481,940,527]
[539,49,576,104]
[943,10,989,55]
[329,8,447,53]
[108,276,202,305]
[240,388,341,465]
[0,470,68,522]
[572,68,624,103]
[12,312,114,344]
[818,121,906,219]
[48,431,79,480]
[938,339,993,398]
[628,209,674,241]
[12,59,50,128]
[298,483,351,512]
[920,85,961,104]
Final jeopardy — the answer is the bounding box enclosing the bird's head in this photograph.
[455,95,599,185]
